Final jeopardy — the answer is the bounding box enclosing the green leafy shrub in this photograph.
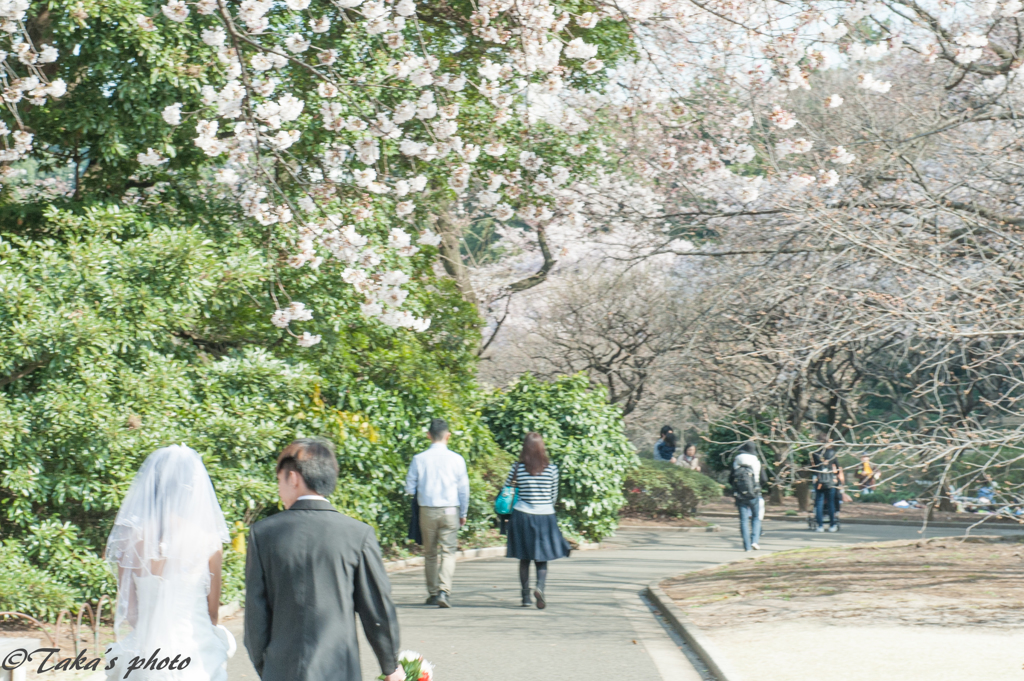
[702,411,813,480]
[0,206,497,607]
[481,374,637,541]
[220,546,247,606]
[19,520,116,603]
[702,414,774,474]
[623,461,723,517]
[0,540,79,621]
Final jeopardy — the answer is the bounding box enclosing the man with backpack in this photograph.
[812,435,845,532]
[729,441,763,551]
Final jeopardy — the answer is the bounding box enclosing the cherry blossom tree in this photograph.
[473,1,1024,518]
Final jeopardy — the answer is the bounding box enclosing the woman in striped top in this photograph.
[504,432,571,609]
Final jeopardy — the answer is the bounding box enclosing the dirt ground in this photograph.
[662,535,1024,630]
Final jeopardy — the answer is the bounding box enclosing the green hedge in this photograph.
[623,461,723,517]
[0,540,79,621]
[0,208,635,613]
[482,374,637,541]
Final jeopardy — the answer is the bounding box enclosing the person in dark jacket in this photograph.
[654,428,678,462]
[244,438,405,681]
[505,433,571,609]
[812,434,845,533]
[729,441,763,551]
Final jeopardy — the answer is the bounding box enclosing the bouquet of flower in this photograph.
[379,650,433,681]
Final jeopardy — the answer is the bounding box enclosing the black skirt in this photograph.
[506,509,572,562]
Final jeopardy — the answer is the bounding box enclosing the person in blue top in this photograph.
[654,427,677,462]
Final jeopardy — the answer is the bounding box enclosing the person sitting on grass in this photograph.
[677,443,702,471]
[856,455,878,493]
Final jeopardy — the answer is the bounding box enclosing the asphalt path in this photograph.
[223,520,1020,681]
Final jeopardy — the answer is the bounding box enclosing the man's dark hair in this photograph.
[660,425,674,438]
[428,418,449,440]
[738,440,758,456]
[276,438,339,496]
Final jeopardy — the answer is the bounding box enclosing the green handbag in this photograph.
[494,465,519,515]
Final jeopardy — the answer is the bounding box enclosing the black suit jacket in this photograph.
[244,499,400,680]
[407,496,423,545]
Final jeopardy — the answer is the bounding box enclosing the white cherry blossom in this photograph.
[161,1,189,22]
[137,148,168,166]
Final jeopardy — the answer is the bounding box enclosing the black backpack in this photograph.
[730,464,759,501]
[816,451,837,488]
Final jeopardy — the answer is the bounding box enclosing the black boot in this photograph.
[521,588,532,607]
[535,561,548,609]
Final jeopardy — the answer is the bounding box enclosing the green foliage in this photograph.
[0,539,79,621]
[0,0,640,616]
[18,520,116,603]
[481,373,637,541]
[220,547,247,607]
[623,461,723,517]
[0,203,499,608]
[702,413,776,473]
[702,411,814,477]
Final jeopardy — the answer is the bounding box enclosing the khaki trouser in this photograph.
[420,506,459,596]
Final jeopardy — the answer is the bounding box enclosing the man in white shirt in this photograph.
[404,418,470,608]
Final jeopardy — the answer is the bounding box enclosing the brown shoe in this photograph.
[534,589,546,610]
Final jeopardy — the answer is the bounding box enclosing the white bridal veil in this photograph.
[105,445,229,644]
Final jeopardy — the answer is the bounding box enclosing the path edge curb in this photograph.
[698,511,1021,529]
[645,579,742,681]
[383,540,602,573]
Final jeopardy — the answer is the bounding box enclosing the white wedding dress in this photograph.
[104,445,234,681]
[105,571,233,681]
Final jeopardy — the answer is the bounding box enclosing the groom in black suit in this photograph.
[244,438,406,681]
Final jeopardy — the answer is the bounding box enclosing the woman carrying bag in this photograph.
[500,432,571,609]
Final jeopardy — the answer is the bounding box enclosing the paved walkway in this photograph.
[223,521,1015,681]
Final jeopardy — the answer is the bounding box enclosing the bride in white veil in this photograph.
[105,445,235,680]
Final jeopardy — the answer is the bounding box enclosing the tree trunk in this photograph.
[793,480,812,513]
[433,209,477,306]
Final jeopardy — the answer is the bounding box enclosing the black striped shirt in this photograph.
[505,463,559,510]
